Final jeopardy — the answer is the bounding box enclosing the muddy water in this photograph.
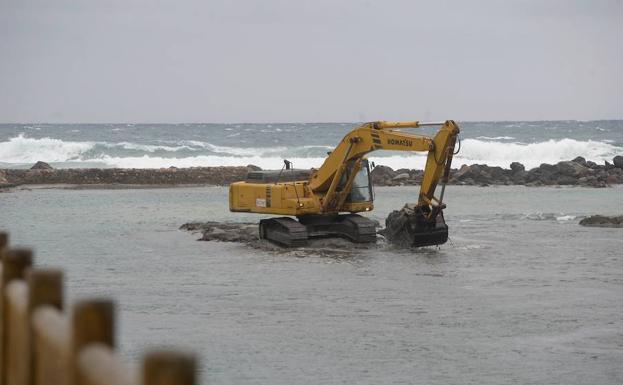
[1,185,622,384]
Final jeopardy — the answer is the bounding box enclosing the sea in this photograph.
[1,120,622,384]
[1,185,621,384]
[1,120,622,170]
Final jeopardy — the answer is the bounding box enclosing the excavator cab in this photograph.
[346,159,373,203]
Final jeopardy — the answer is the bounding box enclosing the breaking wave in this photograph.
[0,134,621,170]
[0,134,94,163]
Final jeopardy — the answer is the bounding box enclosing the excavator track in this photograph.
[259,214,377,247]
[259,217,309,247]
[299,214,377,243]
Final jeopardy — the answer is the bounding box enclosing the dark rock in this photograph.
[556,176,578,185]
[555,161,588,177]
[613,155,623,169]
[579,215,623,228]
[453,164,495,185]
[586,161,599,169]
[394,168,412,175]
[246,164,262,171]
[31,161,53,170]
[605,161,615,170]
[525,167,553,185]
[181,222,259,242]
[510,162,525,173]
[371,165,395,184]
[606,174,620,185]
[572,156,587,167]
[487,166,509,182]
[392,173,410,182]
[511,170,527,184]
[539,163,558,172]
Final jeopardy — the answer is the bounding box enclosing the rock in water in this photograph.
[180,222,259,242]
[180,220,374,257]
[579,215,623,228]
[31,161,53,170]
[613,156,623,169]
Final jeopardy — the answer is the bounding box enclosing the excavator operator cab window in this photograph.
[347,160,373,203]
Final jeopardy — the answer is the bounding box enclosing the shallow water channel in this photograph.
[1,185,622,384]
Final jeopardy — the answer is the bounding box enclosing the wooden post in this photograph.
[0,232,7,384]
[0,233,7,252]
[71,300,115,385]
[27,269,63,385]
[1,249,33,385]
[143,351,197,385]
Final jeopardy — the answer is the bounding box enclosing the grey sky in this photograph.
[1,0,622,123]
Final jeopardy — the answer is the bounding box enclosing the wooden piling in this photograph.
[143,351,197,385]
[31,307,70,385]
[0,233,7,251]
[1,249,33,385]
[71,300,115,385]
[77,344,134,385]
[0,232,7,385]
[0,233,199,384]
[27,269,63,385]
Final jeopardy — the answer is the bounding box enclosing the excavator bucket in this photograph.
[382,205,449,248]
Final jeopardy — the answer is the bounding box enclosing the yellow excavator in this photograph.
[229,120,460,247]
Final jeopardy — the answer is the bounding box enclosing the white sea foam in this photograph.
[475,136,516,140]
[0,134,94,163]
[0,134,620,170]
[109,142,194,152]
[454,138,621,169]
[89,155,330,169]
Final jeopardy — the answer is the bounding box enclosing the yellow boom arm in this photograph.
[309,120,460,214]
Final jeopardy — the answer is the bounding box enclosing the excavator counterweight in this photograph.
[229,120,460,247]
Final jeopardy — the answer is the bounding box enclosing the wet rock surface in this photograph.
[180,221,381,256]
[181,222,259,243]
[579,215,623,228]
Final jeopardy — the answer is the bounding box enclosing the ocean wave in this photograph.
[475,136,516,140]
[521,213,579,222]
[455,138,621,169]
[0,134,94,163]
[88,155,330,169]
[0,134,620,170]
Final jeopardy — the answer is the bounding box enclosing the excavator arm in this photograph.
[310,120,460,217]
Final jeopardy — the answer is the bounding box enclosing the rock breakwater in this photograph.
[579,215,623,228]
[2,156,622,188]
[1,165,249,188]
[371,156,623,188]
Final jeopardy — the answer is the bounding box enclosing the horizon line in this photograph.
[1,118,622,125]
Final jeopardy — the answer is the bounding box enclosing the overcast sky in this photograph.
[1,0,622,123]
